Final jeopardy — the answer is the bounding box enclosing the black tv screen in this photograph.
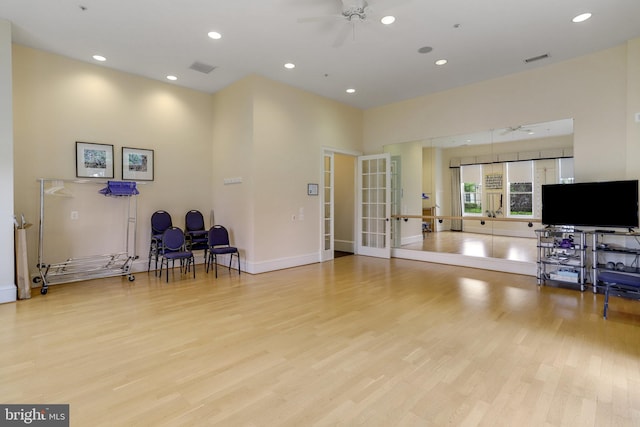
[541,180,639,229]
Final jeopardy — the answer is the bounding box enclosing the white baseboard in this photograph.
[0,284,17,304]
[392,248,536,276]
[246,252,320,274]
[335,240,354,253]
[401,234,423,246]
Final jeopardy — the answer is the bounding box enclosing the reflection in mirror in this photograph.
[385,118,574,265]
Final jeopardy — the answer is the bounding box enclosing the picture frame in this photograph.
[122,147,154,181]
[307,183,319,196]
[76,142,114,178]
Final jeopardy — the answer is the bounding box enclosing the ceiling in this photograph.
[2,0,640,109]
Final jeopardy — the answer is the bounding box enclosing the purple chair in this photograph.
[206,225,240,277]
[158,227,195,282]
[148,210,172,272]
[185,210,208,261]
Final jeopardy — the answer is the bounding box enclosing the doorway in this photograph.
[322,149,358,261]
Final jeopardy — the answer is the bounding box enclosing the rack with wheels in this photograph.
[536,228,588,291]
[34,179,139,295]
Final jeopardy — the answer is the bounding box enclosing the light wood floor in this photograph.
[1,256,640,426]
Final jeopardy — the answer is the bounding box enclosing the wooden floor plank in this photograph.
[1,256,640,426]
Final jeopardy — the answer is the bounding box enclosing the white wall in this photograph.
[0,20,15,303]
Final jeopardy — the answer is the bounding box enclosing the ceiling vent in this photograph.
[524,53,550,64]
[189,61,216,74]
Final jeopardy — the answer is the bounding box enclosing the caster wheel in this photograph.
[33,276,41,284]
[40,287,48,295]
[128,275,135,282]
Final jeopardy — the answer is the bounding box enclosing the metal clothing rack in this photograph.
[34,178,139,295]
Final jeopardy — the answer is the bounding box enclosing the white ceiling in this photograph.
[2,0,640,109]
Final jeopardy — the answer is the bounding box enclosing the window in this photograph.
[507,162,533,217]
[559,157,574,184]
[461,164,483,215]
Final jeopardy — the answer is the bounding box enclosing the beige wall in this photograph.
[13,45,214,276]
[8,36,640,286]
[212,75,363,272]
[364,41,639,184]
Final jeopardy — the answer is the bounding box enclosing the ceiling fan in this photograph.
[297,0,385,47]
[500,125,537,136]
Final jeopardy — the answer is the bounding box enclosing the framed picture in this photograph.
[122,147,154,181]
[76,142,114,178]
[307,183,319,196]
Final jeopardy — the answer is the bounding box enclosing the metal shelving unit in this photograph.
[536,228,588,291]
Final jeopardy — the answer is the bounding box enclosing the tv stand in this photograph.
[536,228,588,292]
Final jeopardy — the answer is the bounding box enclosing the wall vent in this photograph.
[524,53,550,63]
[189,61,216,74]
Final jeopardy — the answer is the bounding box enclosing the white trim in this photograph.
[401,234,423,246]
[246,252,320,274]
[392,248,536,276]
[0,284,17,304]
[335,239,355,252]
[321,146,363,157]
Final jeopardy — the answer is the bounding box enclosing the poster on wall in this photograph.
[76,141,114,178]
[122,147,154,181]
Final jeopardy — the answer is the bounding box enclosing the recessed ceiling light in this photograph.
[207,31,222,40]
[346,88,356,94]
[92,55,106,62]
[418,46,433,54]
[381,15,395,25]
[435,59,448,66]
[166,75,178,81]
[284,63,295,69]
[572,12,592,23]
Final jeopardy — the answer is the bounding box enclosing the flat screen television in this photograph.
[541,180,639,229]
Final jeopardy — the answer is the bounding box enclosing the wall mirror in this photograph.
[384,118,574,273]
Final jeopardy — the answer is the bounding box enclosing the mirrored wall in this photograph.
[384,118,574,272]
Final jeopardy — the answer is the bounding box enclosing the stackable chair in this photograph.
[157,227,195,282]
[148,210,172,272]
[206,225,241,277]
[185,210,209,262]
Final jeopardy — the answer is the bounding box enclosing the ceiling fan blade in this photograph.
[297,12,344,24]
[332,22,354,47]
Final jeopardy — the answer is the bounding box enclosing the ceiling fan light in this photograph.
[572,13,592,23]
[381,15,395,25]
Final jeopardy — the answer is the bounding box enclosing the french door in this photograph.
[321,151,334,261]
[357,153,391,258]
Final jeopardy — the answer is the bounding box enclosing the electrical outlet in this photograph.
[70,211,79,220]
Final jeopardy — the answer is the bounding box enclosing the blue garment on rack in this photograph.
[99,181,139,196]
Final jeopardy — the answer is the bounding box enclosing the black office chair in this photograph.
[206,225,241,277]
[185,210,209,262]
[148,210,172,272]
[158,227,195,282]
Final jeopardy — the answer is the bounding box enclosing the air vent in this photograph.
[189,61,216,74]
[524,53,550,63]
